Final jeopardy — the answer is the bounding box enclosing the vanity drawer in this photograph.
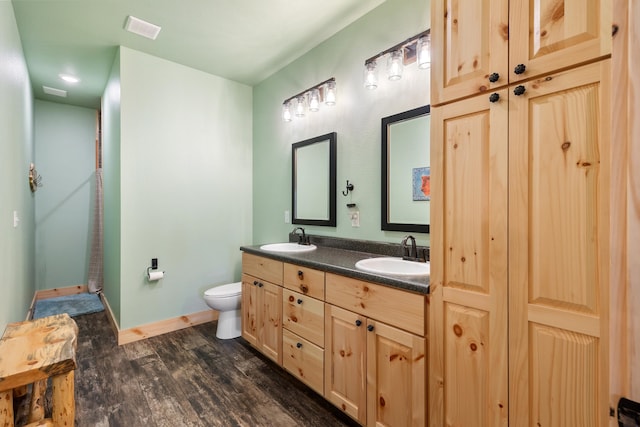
[284,263,325,300]
[243,253,283,285]
[282,289,324,347]
[282,329,324,395]
[325,273,426,336]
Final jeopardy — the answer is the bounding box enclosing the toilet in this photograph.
[203,281,242,339]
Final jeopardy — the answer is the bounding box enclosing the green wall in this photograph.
[34,100,97,290]
[102,48,122,322]
[104,47,253,329]
[0,2,35,331]
[252,0,430,247]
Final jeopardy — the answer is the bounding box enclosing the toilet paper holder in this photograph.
[146,258,165,281]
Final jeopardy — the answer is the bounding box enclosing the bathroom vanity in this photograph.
[239,241,429,427]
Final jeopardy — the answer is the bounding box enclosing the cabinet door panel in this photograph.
[260,281,282,365]
[283,289,324,347]
[241,274,259,347]
[509,60,610,426]
[431,0,508,104]
[324,304,366,425]
[366,320,426,427]
[430,92,509,426]
[509,0,611,82]
[283,329,324,395]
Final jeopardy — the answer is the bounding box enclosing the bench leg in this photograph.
[0,390,14,427]
[51,371,74,426]
[28,379,46,423]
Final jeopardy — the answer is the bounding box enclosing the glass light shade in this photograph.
[295,96,306,117]
[364,61,378,90]
[282,102,292,122]
[308,89,320,112]
[387,49,403,81]
[417,35,431,69]
[324,81,336,106]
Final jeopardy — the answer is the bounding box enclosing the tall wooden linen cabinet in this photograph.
[429,0,614,425]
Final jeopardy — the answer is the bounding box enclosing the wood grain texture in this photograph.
[284,263,325,300]
[14,311,359,427]
[242,252,283,285]
[283,288,325,347]
[509,60,611,426]
[117,309,218,345]
[282,329,324,395]
[431,0,509,105]
[0,314,78,392]
[325,274,426,336]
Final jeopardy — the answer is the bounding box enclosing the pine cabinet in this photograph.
[430,57,611,424]
[431,0,611,105]
[241,253,283,365]
[282,264,326,395]
[325,274,427,427]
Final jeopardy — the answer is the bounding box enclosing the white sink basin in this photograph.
[355,257,430,277]
[260,242,317,253]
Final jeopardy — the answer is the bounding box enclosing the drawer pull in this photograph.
[298,270,304,279]
[367,324,374,332]
[355,320,362,327]
[513,85,526,96]
[296,342,302,349]
[297,299,303,305]
[489,93,500,103]
[488,72,500,83]
[514,63,526,75]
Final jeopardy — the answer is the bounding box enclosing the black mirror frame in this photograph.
[381,105,431,233]
[292,132,337,227]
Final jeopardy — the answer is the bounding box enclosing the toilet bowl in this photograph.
[203,281,242,339]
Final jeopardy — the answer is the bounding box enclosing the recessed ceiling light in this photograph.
[124,15,161,40]
[59,74,80,83]
[43,86,67,97]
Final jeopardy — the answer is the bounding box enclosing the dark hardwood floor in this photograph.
[18,311,359,427]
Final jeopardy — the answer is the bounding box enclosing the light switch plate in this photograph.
[350,211,360,227]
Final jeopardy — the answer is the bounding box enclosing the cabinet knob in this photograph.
[355,320,362,327]
[297,270,304,279]
[258,282,264,288]
[514,64,526,75]
[367,324,374,332]
[253,281,258,286]
[488,72,500,83]
[489,93,500,103]
[513,85,526,96]
[297,299,303,305]
[296,342,302,349]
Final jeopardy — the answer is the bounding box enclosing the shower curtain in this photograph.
[88,168,103,293]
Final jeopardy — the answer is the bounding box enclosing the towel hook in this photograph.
[342,180,354,196]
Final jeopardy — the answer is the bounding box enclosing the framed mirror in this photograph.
[292,132,337,226]
[382,105,430,233]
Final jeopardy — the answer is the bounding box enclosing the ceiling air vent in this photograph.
[124,16,161,40]
[43,86,67,97]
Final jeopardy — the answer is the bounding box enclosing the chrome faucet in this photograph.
[401,235,418,260]
[292,227,309,245]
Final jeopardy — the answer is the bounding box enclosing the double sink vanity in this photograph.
[239,236,429,427]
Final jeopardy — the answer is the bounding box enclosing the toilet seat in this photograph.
[205,281,242,298]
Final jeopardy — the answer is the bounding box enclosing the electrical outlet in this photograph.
[350,211,360,227]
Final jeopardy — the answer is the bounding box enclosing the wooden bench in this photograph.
[0,313,78,427]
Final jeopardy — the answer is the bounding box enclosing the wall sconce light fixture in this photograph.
[363,29,430,88]
[282,77,336,122]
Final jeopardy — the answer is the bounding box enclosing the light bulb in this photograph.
[309,89,320,112]
[324,81,336,106]
[282,102,292,122]
[364,61,378,90]
[295,96,306,117]
[417,35,431,69]
[387,49,403,81]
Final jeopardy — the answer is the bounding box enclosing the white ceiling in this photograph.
[11,0,386,109]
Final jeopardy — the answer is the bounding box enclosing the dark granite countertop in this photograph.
[240,239,430,295]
